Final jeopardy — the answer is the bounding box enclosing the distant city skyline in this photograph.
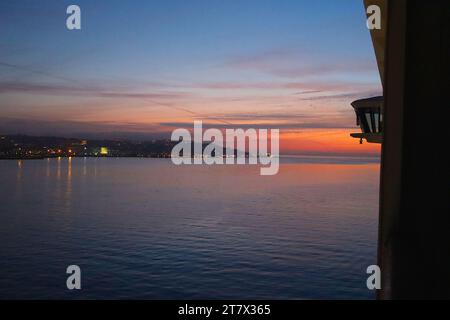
[0,0,381,156]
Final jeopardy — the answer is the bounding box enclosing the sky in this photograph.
[0,0,382,156]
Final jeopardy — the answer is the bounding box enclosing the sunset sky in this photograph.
[0,0,382,156]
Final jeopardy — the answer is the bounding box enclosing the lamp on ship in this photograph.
[350,96,383,144]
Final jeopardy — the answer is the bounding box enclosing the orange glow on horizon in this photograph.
[280,129,381,156]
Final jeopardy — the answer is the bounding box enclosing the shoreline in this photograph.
[0,155,172,161]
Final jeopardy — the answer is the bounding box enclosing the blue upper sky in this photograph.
[1,0,375,80]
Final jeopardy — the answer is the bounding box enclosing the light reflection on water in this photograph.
[0,157,379,299]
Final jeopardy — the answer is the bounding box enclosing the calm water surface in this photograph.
[0,157,379,299]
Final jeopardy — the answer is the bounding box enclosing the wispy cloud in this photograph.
[0,81,192,100]
[296,91,382,101]
[190,80,378,93]
[159,121,353,131]
[0,116,170,140]
[223,48,378,79]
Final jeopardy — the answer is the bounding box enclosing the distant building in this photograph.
[100,147,109,156]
